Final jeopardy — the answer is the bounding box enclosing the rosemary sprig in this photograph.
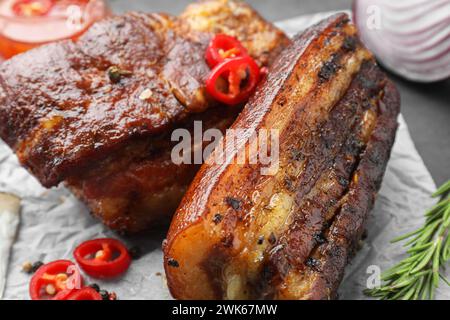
[365,180,450,300]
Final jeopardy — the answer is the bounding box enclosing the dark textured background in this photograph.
[109,0,449,185]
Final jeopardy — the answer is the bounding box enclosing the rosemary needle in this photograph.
[365,179,450,300]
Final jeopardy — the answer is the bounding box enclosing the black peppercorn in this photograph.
[99,290,109,300]
[129,246,142,260]
[225,197,242,210]
[212,213,223,224]
[89,283,100,292]
[31,261,44,273]
[107,66,132,83]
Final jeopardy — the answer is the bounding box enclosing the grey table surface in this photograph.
[109,0,449,186]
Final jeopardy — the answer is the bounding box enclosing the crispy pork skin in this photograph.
[164,13,400,299]
[0,1,289,233]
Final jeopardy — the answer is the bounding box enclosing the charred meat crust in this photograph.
[305,81,400,300]
[164,13,400,300]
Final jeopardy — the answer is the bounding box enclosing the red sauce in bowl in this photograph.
[0,0,109,59]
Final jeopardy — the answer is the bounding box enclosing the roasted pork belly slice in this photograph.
[0,1,289,232]
[0,2,289,188]
[164,13,401,300]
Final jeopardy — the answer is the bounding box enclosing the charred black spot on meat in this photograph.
[361,78,379,97]
[335,17,350,28]
[320,130,334,150]
[318,61,337,81]
[342,36,357,52]
[362,98,372,111]
[225,197,242,210]
[278,96,287,106]
[221,234,234,248]
[212,213,223,224]
[338,176,349,187]
[368,150,383,166]
[257,235,265,245]
[290,148,304,161]
[347,101,358,113]
[305,257,321,272]
[313,232,327,245]
[318,55,340,82]
[284,176,295,191]
[345,139,364,156]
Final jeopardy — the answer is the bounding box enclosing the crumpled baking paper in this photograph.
[1,12,448,300]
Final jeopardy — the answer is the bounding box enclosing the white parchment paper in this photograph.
[1,12,448,300]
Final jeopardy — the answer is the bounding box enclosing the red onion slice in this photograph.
[353,0,450,82]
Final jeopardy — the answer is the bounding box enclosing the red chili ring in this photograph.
[66,287,103,300]
[205,34,249,69]
[29,260,82,300]
[74,238,131,279]
[206,56,261,106]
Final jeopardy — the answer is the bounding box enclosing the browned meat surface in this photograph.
[0,0,290,233]
[179,0,290,66]
[66,106,240,233]
[164,13,400,299]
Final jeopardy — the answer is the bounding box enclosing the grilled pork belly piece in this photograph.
[0,1,289,233]
[164,13,401,300]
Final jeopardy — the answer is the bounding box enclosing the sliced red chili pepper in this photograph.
[206,56,261,106]
[205,34,248,69]
[66,287,102,300]
[29,260,83,300]
[11,0,53,17]
[74,238,131,279]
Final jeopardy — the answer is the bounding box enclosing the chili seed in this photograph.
[95,250,105,259]
[45,284,56,296]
